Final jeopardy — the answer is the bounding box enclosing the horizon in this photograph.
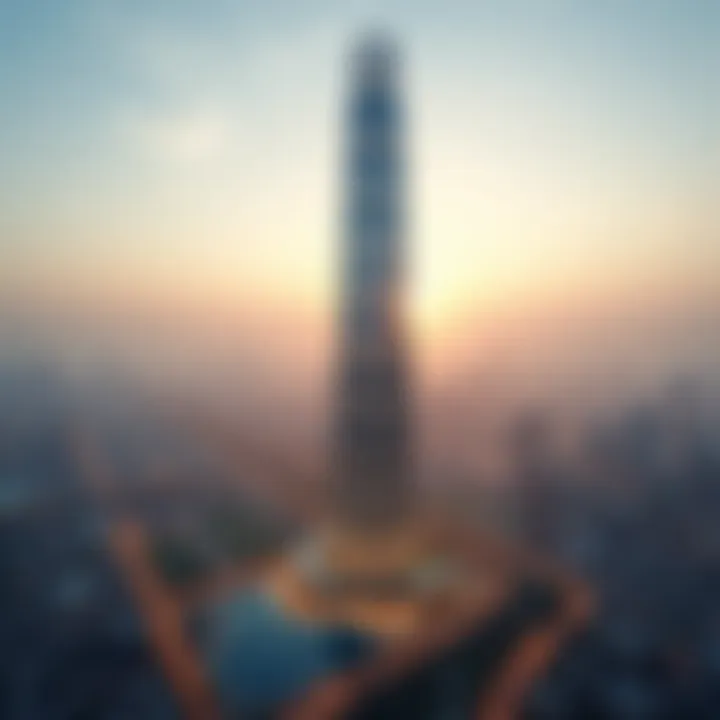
[1,0,718,438]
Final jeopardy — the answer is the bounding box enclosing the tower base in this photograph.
[265,520,488,637]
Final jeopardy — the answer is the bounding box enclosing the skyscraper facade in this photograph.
[334,36,411,530]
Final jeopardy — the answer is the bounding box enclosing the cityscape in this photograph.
[3,322,720,717]
[1,1,718,718]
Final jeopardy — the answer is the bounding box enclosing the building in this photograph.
[127,33,589,720]
[335,35,411,530]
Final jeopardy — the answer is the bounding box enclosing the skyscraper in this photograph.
[335,35,411,530]
[183,34,583,720]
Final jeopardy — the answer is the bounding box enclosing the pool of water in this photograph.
[203,590,375,715]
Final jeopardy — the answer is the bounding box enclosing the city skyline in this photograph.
[1,7,719,718]
[0,1,718,420]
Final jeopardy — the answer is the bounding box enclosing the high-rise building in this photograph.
[171,33,589,720]
[335,36,411,530]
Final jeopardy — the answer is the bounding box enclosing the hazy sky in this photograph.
[0,0,717,358]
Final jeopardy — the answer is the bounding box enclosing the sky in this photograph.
[0,0,718,392]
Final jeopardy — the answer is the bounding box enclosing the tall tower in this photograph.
[335,35,411,530]
[196,33,579,720]
[281,34,429,629]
